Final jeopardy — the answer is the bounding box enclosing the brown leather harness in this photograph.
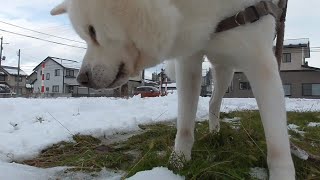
[215,0,288,67]
[216,1,282,33]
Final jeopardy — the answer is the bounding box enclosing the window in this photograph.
[239,82,251,90]
[66,69,75,77]
[15,76,22,82]
[55,69,60,76]
[313,84,320,96]
[303,84,320,96]
[68,86,74,93]
[18,88,22,95]
[46,87,49,92]
[282,53,291,63]
[52,85,59,93]
[46,73,50,80]
[0,75,5,81]
[283,84,292,96]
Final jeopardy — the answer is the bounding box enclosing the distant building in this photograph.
[31,56,143,97]
[32,57,81,95]
[201,68,213,97]
[0,66,28,95]
[224,38,320,99]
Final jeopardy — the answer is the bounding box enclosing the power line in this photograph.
[0,28,87,49]
[0,20,85,44]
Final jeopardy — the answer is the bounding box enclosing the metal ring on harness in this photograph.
[234,12,242,26]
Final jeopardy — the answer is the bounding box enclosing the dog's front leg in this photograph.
[207,63,234,133]
[244,52,295,180]
[173,52,203,163]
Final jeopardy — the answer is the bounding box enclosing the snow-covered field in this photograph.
[0,94,320,179]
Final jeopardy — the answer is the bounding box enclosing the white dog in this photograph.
[51,0,295,179]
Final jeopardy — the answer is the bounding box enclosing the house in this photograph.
[32,56,81,95]
[0,66,28,95]
[32,56,143,97]
[201,68,213,97]
[224,38,320,99]
[26,71,37,95]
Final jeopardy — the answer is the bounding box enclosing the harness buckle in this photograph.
[235,12,245,26]
[247,5,260,23]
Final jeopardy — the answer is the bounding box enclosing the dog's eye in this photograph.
[88,25,98,44]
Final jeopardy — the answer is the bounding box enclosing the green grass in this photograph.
[22,111,320,179]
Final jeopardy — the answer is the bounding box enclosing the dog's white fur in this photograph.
[51,0,295,179]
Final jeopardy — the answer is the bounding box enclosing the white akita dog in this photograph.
[51,0,295,179]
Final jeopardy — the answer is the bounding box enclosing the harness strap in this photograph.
[275,0,289,67]
[215,1,282,33]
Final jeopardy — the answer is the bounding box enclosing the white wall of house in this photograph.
[280,47,308,71]
[33,60,64,93]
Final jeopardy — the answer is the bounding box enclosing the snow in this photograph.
[287,124,305,135]
[249,167,268,180]
[1,95,320,179]
[50,57,81,70]
[166,83,176,88]
[2,66,28,76]
[128,167,184,180]
[283,38,309,46]
[291,146,309,160]
[222,117,241,129]
[0,162,122,180]
[0,162,65,180]
[308,122,320,127]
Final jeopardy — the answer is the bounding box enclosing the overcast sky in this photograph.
[0,0,319,78]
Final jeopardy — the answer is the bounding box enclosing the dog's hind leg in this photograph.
[243,51,295,180]
[206,61,234,133]
[173,52,203,162]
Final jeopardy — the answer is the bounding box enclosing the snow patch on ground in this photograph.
[0,162,123,180]
[0,162,65,180]
[127,167,184,180]
[291,146,309,160]
[1,96,320,179]
[222,117,241,129]
[287,124,305,135]
[249,167,268,180]
[308,122,320,127]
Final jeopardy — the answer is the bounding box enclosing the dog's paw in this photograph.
[168,151,188,170]
[269,165,295,180]
[209,122,220,134]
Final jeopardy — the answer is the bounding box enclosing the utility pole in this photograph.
[16,49,21,96]
[0,37,3,67]
[0,37,9,67]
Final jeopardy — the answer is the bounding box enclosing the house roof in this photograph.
[301,65,320,71]
[1,66,28,76]
[50,57,81,69]
[166,83,177,88]
[282,38,310,58]
[28,71,36,76]
[33,56,81,71]
[283,38,309,47]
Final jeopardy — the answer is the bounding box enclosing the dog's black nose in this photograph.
[77,71,90,87]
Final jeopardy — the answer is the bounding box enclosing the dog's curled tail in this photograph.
[164,60,176,81]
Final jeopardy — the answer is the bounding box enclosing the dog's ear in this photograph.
[50,1,67,16]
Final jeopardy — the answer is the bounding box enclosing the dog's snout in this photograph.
[77,71,90,87]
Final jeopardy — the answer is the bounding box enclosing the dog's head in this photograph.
[51,0,180,89]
